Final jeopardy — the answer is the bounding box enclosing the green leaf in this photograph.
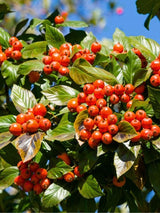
[74,110,88,134]
[0,166,19,190]
[152,137,160,150]
[0,132,13,149]
[114,142,140,178]
[70,64,118,85]
[148,85,160,119]
[97,143,118,157]
[80,32,96,50]
[123,50,142,84]
[22,41,47,59]
[113,121,137,143]
[144,13,154,30]
[78,175,104,199]
[113,28,130,50]
[78,145,97,173]
[0,27,10,48]
[45,25,65,48]
[65,29,87,44]
[11,84,37,113]
[133,68,152,87]
[56,21,88,28]
[42,183,71,207]
[29,18,51,30]
[18,60,44,75]
[47,159,72,179]
[128,35,160,61]
[148,160,160,197]
[0,115,16,133]
[46,113,75,141]
[1,61,19,87]
[105,57,123,84]
[42,85,79,106]
[15,132,44,162]
[93,52,110,68]
[0,143,21,166]
[14,18,29,36]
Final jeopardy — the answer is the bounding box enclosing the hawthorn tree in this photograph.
[1,3,160,213]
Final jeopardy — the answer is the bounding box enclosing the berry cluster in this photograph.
[42,41,101,76]
[124,109,160,142]
[150,55,160,87]
[67,80,145,115]
[9,103,51,136]
[14,160,50,194]
[0,37,23,65]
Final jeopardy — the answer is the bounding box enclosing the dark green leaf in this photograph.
[42,183,71,207]
[47,160,72,179]
[97,143,118,157]
[65,29,86,44]
[144,13,154,30]
[42,85,79,106]
[0,27,10,48]
[45,25,65,48]
[1,61,19,87]
[133,68,152,87]
[11,84,37,113]
[114,142,140,178]
[0,166,19,190]
[18,60,44,75]
[0,115,16,133]
[56,21,88,28]
[78,175,104,199]
[123,50,142,84]
[70,64,118,85]
[81,32,96,50]
[46,113,75,141]
[0,132,13,149]
[22,41,47,59]
[15,132,44,162]
[0,143,21,166]
[113,121,137,143]
[128,35,160,61]
[0,3,12,20]
[148,85,160,119]
[74,110,88,134]
[14,18,29,36]
[148,160,160,197]
[113,28,130,50]
[29,18,51,30]
[93,52,110,68]
[46,9,59,23]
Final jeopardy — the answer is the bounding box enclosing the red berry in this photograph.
[33,103,47,117]
[25,111,34,121]
[124,111,135,122]
[141,129,153,140]
[36,168,48,179]
[113,43,124,53]
[64,172,75,182]
[31,174,40,184]
[94,115,103,126]
[100,107,113,118]
[102,133,112,144]
[40,178,51,189]
[114,84,125,95]
[58,66,69,75]
[23,180,33,192]
[14,175,25,187]
[33,183,43,194]
[134,94,144,101]
[130,119,141,131]
[88,105,99,117]
[16,113,26,124]
[98,119,109,133]
[150,74,160,87]
[134,83,145,94]
[125,84,135,94]
[79,128,91,141]
[9,36,18,46]
[107,114,118,124]
[135,110,147,121]
[91,42,101,53]
[83,118,95,130]
[141,118,152,129]
[26,119,39,133]
[93,79,104,89]
[83,84,95,95]
[91,130,102,143]
[96,98,107,109]
[12,40,23,51]
[131,132,141,142]
[109,94,120,105]
[151,125,160,137]
[86,94,97,106]
[60,55,70,67]
[104,85,114,96]
[9,123,22,136]
[76,104,87,113]
[20,168,31,179]
[43,64,53,75]
[150,59,160,72]
[74,166,83,177]
[67,98,79,112]
[108,124,118,135]
[42,55,52,65]
[50,61,61,72]
[94,88,105,99]
[39,118,51,131]
[88,136,99,149]
[121,94,130,103]
[77,92,87,104]
[54,15,64,24]
[30,162,39,172]
[11,50,21,60]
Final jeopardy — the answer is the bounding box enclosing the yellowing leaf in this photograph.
[15,132,45,162]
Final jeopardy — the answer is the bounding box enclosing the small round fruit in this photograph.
[91,130,102,143]
[11,50,22,60]
[114,84,125,95]
[58,66,69,75]
[25,111,34,121]
[113,43,124,53]
[33,183,43,194]
[33,103,47,117]
[100,107,113,118]
[88,105,99,117]
[104,85,114,96]
[40,178,51,189]
[83,118,94,130]
[141,129,153,140]
[134,94,144,101]
[26,119,39,133]
[107,114,118,125]
[130,119,141,131]
[20,168,31,179]
[39,118,51,131]
[102,133,112,144]
[54,15,64,24]
[109,94,120,105]
[79,128,91,141]
[141,117,152,129]
[16,113,26,124]
[151,125,160,137]
[64,172,75,182]
[17,161,28,171]
[134,83,145,94]
[43,64,53,75]
[77,92,87,104]
[135,110,147,121]
[108,124,118,135]
[30,162,40,172]
[76,105,87,113]
[50,61,61,72]
[131,132,141,142]
[9,36,18,46]
[86,94,97,106]
[98,119,109,133]
[91,42,101,53]
[150,74,160,87]
[12,40,23,51]
[31,174,40,185]
[150,59,160,72]
[36,168,48,179]
[14,175,25,187]
[83,84,95,95]
[9,123,22,136]
[121,93,130,103]
[125,84,135,94]
[67,98,79,112]
[93,79,104,89]
[42,55,52,65]
[74,166,83,177]
[113,176,126,187]
[124,111,135,122]
[23,180,33,192]
[88,136,99,149]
